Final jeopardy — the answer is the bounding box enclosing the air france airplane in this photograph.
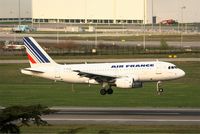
[21,37,185,95]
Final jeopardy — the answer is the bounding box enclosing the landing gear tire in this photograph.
[100,89,107,95]
[157,88,164,95]
[159,88,164,93]
[100,88,113,95]
[107,88,113,95]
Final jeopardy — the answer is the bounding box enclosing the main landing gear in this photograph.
[157,81,164,95]
[100,83,113,95]
[100,88,113,95]
[100,83,114,95]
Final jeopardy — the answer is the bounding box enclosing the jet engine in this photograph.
[115,77,142,89]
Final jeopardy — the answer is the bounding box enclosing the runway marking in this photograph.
[57,112,180,115]
[42,118,200,122]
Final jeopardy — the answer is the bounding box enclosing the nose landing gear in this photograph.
[157,81,164,95]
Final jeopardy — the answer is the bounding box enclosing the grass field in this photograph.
[20,125,200,134]
[0,61,199,107]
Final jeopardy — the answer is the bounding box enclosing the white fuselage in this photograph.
[21,61,185,86]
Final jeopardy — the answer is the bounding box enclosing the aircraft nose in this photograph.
[178,69,185,78]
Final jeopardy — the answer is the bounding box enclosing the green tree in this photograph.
[0,104,54,133]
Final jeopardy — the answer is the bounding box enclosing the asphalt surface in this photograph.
[1,32,200,48]
[43,107,200,125]
[0,58,200,64]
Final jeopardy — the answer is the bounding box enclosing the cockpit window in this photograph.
[168,66,177,69]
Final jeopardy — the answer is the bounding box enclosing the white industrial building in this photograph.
[0,0,200,24]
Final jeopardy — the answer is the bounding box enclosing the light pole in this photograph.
[11,10,16,42]
[85,0,87,24]
[181,6,186,32]
[143,0,146,50]
[180,6,186,48]
[151,0,154,30]
[57,19,59,44]
[113,0,116,24]
[95,23,98,48]
[122,21,125,34]
[18,0,21,25]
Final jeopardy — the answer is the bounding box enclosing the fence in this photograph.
[0,43,199,56]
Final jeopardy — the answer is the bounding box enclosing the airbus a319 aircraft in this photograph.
[21,37,185,95]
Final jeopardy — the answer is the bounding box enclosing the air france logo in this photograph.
[111,64,154,68]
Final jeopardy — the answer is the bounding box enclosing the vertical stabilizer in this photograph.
[23,37,56,67]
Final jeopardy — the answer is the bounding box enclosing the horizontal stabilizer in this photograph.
[21,68,45,73]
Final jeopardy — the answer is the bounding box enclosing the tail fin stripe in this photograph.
[24,38,45,63]
[23,37,56,67]
[26,48,41,63]
[27,52,37,64]
[24,39,42,63]
[23,38,44,63]
[25,37,50,63]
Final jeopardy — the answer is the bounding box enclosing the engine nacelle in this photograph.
[87,79,99,84]
[115,77,142,89]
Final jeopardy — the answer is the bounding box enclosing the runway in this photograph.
[42,108,200,125]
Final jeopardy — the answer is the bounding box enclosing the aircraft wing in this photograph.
[73,70,116,83]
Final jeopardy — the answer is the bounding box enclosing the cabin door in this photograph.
[156,62,162,75]
[55,67,61,79]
